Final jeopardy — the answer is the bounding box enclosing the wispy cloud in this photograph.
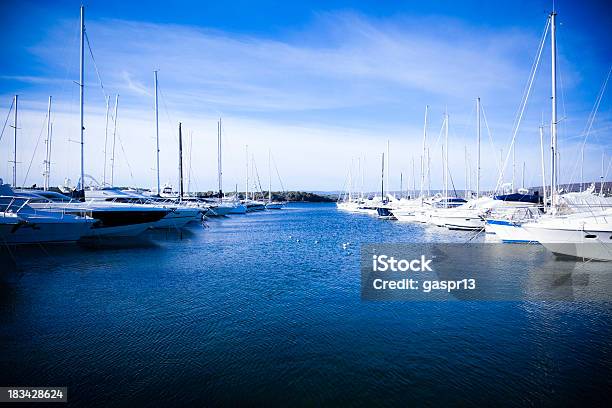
[120,70,150,96]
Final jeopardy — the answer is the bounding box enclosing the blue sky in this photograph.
[0,0,610,192]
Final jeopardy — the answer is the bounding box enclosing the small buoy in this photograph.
[289,235,292,239]
[314,240,319,244]
[296,239,300,243]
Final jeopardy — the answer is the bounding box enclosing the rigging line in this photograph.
[22,111,49,187]
[270,153,286,192]
[115,130,135,184]
[480,105,502,175]
[84,31,108,101]
[494,16,550,194]
[0,98,15,144]
[447,169,458,198]
[255,161,264,195]
[157,84,179,143]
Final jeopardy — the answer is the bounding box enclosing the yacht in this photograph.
[1,183,94,244]
[523,210,612,261]
[87,188,203,228]
[18,189,169,238]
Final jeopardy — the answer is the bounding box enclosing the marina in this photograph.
[1,1,611,406]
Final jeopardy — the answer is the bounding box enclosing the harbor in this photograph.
[1,0,611,406]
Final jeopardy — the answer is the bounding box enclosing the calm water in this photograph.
[1,203,611,406]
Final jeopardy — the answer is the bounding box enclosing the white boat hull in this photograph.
[485,219,536,243]
[523,220,612,261]
[1,215,93,244]
[152,208,202,229]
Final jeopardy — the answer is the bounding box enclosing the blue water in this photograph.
[1,203,611,406]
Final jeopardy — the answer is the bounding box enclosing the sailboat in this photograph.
[242,147,266,212]
[265,150,285,210]
[485,10,612,257]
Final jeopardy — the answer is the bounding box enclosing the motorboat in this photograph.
[17,189,169,238]
[1,183,94,244]
[523,210,612,261]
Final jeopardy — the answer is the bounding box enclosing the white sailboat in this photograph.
[265,150,285,210]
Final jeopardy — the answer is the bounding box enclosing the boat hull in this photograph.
[1,215,93,244]
[523,223,612,261]
[485,219,536,243]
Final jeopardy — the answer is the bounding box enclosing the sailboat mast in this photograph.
[427,148,431,197]
[386,140,390,198]
[245,145,249,201]
[381,153,385,201]
[601,152,605,195]
[44,96,52,190]
[400,172,403,199]
[154,70,160,194]
[178,122,184,201]
[357,157,363,200]
[103,95,109,186]
[476,97,481,198]
[268,148,272,204]
[420,105,428,198]
[79,5,85,191]
[218,118,223,202]
[464,145,468,199]
[550,11,558,212]
[110,94,119,186]
[12,94,18,187]
[539,124,547,211]
[444,111,449,204]
[411,156,416,198]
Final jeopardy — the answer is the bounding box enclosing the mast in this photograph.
[178,122,184,201]
[426,147,431,197]
[420,105,428,198]
[411,156,416,198]
[357,157,363,200]
[400,172,403,199]
[381,153,385,201]
[580,144,584,192]
[12,95,18,187]
[245,145,249,201]
[539,124,547,211]
[103,95,109,185]
[44,96,52,190]
[476,97,481,198]
[348,159,353,202]
[79,5,85,191]
[386,140,390,198]
[601,152,605,195]
[550,11,558,212]
[444,111,449,204]
[268,148,272,204]
[522,162,525,189]
[464,145,469,199]
[154,70,160,194]
[110,94,119,186]
[512,143,516,192]
[218,118,223,202]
